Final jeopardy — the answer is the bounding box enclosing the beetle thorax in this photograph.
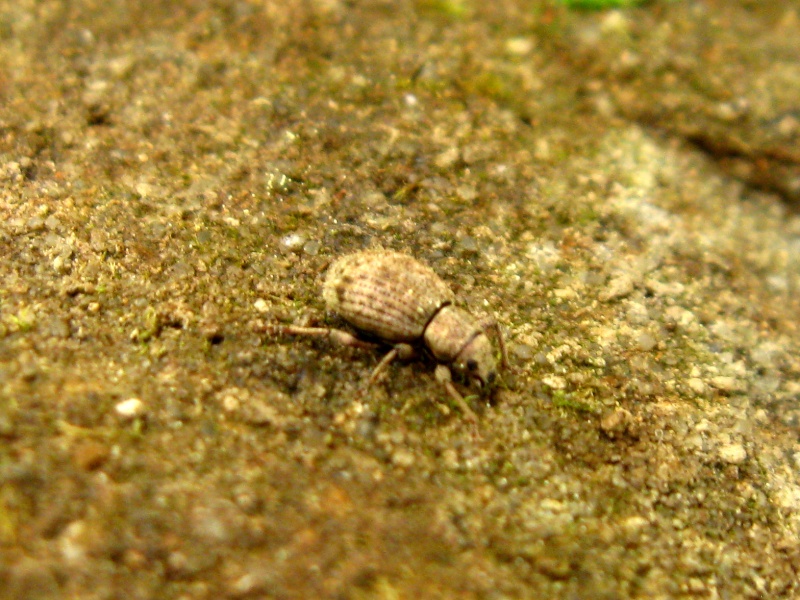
[423,305,477,362]
[424,305,497,387]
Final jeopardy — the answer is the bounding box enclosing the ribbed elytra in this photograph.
[323,250,454,343]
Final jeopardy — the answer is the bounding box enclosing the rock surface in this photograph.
[1,1,799,598]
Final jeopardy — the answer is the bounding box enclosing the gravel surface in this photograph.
[1,1,799,598]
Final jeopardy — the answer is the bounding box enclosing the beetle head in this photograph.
[452,332,498,390]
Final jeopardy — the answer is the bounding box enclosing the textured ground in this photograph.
[1,1,799,598]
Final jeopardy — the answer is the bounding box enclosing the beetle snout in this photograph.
[472,368,496,390]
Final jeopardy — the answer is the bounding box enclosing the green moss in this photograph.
[131,306,160,343]
[416,0,470,20]
[552,389,598,414]
[7,307,36,333]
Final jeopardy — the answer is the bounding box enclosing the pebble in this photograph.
[600,407,633,438]
[750,342,782,369]
[434,147,460,170]
[302,240,320,256]
[686,378,706,395]
[621,515,649,533]
[392,449,416,468]
[115,397,145,419]
[280,232,306,252]
[456,236,478,254]
[456,184,477,202]
[505,36,534,56]
[636,332,658,352]
[718,443,747,465]
[541,375,567,390]
[600,272,635,302]
[709,376,744,393]
[59,521,89,563]
[230,571,273,597]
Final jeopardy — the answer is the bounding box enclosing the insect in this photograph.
[270,249,509,420]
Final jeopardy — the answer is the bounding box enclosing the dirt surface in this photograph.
[2,1,800,598]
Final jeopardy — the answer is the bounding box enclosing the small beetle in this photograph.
[271,249,508,419]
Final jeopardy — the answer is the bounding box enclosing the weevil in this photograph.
[270,249,509,420]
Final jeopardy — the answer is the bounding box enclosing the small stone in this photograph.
[750,342,782,369]
[709,376,744,393]
[600,272,635,302]
[505,36,534,56]
[434,147,460,170]
[635,332,657,352]
[115,397,145,419]
[403,93,418,107]
[718,443,747,465]
[221,392,240,411]
[553,287,577,300]
[280,232,306,252]
[391,449,415,467]
[361,191,388,207]
[541,375,567,390]
[686,378,706,395]
[456,184,477,202]
[625,301,650,325]
[645,278,685,298]
[303,240,321,256]
[230,570,273,597]
[621,515,649,533]
[456,236,478,254]
[687,577,707,593]
[59,521,89,563]
[600,408,633,438]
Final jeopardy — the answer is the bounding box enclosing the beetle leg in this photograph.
[435,364,478,422]
[478,318,510,370]
[368,343,415,385]
[270,325,378,350]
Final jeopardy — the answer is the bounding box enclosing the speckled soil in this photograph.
[1,1,800,599]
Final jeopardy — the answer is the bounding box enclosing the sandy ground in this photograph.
[1,1,800,598]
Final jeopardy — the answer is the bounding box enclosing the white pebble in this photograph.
[600,272,635,302]
[709,376,744,393]
[115,398,145,419]
[636,332,657,352]
[686,378,706,395]
[718,443,746,465]
[541,375,567,390]
[280,233,306,252]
